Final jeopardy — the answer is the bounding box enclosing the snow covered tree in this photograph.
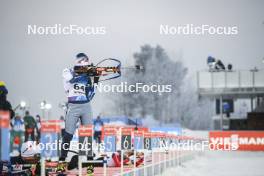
[109,44,213,129]
[112,45,187,120]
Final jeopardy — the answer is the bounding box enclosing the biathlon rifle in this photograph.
[74,58,143,82]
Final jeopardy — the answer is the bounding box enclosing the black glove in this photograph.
[94,76,100,84]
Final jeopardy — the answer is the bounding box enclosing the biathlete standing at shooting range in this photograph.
[59,53,99,166]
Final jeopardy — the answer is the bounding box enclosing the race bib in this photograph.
[69,83,86,97]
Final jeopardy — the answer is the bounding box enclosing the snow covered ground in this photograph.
[162,151,264,176]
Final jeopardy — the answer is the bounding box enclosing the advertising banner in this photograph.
[0,111,10,161]
[209,131,264,151]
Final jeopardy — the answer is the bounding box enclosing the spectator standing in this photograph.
[23,111,36,141]
[93,115,104,144]
[35,115,41,141]
[10,114,25,152]
[0,81,14,118]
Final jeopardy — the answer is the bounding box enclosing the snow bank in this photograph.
[162,151,264,176]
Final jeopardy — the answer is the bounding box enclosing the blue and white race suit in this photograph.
[62,68,95,134]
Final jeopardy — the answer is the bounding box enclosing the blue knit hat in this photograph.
[75,53,89,66]
[76,53,88,59]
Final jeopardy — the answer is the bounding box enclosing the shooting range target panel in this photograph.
[40,120,61,158]
[103,126,117,152]
[78,125,93,157]
[144,132,152,150]
[121,128,132,150]
[134,131,144,150]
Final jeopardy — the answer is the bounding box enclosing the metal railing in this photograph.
[114,136,206,176]
[117,149,201,176]
[197,69,264,95]
[197,69,264,89]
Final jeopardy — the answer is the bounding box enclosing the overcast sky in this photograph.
[0,0,263,118]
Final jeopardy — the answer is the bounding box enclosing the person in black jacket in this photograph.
[0,81,14,119]
[207,56,225,71]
